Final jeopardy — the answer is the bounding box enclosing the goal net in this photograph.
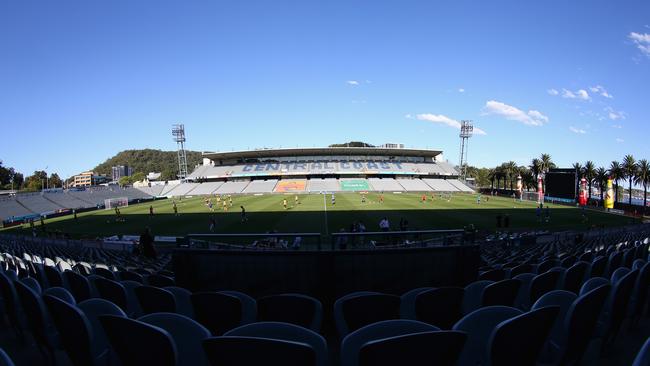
[105,197,129,210]
[521,191,542,203]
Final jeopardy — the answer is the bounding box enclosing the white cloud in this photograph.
[611,124,623,129]
[415,113,487,135]
[569,126,587,134]
[458,88,465,93]
[629,32,650,57]
[482,100,548,126]
[547,89,559,96]
[346,80,359,86]
[404,114,413,119]
[615,138,624,143]
[560,88,591,101]
[589,85,613,98]
[605,107,626,120]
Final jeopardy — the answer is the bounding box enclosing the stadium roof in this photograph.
[202,147,443,160]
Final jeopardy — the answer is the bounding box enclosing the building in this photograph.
[380,143,405,149]
[73,171,109,187]
[112,165,133,182]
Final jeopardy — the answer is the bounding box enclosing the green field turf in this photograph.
[1,192,637,239]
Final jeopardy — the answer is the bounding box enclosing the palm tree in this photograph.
[583,161,596,203]
[609,161,624,203]
[635,159,650,207]
[504,161,518,190]
[595,167,608,204]
[622,155,637,205]
[572,162,582,199]
[530,158,541,182]
[539,154,555,192]
[487,168,496,191]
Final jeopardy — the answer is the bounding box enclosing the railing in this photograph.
[329,229,466,250]
[186,232,323,250]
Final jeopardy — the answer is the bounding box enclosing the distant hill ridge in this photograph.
[93,149,203,181]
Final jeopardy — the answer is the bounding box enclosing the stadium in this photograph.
[3,2,650,365]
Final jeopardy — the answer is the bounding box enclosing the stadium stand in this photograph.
[448,180,475,193]
[275,180,307,193]
[214,181,250,194]
[40,191,89,209]
[307,178,340,192]
[135,184,166,197]
[0,197,33,219]
[159,182,181,196]
[395,179,432,192]
[422,178,460,192]
[163,183,200,197]
[188,182,224,195]
[242,179,279,194]
[368,178,404,192]
[15,194,62,214]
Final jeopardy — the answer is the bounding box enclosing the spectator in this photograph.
[379,217,390,231]
[139,227,157,259]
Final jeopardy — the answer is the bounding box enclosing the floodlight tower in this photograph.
[458,120,473,180]
[172,124,189,180]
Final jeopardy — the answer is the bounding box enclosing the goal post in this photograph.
[104,197,129,210]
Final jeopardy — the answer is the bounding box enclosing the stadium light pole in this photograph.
[458,121,473,180]
[172,124,189,180]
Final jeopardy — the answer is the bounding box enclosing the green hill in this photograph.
[93,149,203,181]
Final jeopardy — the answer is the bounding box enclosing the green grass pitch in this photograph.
[2,192,636,239]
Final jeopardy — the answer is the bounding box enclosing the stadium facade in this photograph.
[176,146,474,195]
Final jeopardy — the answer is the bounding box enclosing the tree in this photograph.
[583,161,596,203]
[634,159,649,208]
[503,161,518,190]
[539,154,555,174]
[118,176,132,187]
[161,169,177,181]
[49,173,63,188]
[595,167,608,204]
[572,162,582,199]
[530,158,541,183]
[622,154,637,206]
[487,168,496,190]
[24,170,48,191]
[131,172,146,183]
[609,161,623,203]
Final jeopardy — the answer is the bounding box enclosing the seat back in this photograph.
[399,287,434,320]
[63,271,91,302]
[359,330,466,366]
[135,286,176,315]
[257,294,323,332]
[531,290,577,353]
[563,262,589,294]
[225,321,328,366]
[43,295,94,366]
[78,298,127,359]
[339,293,401,336]
[478,269,506,282]
[202,336,316,366]
[147,274,175,287]
[462,280,494,315]
[94,277,128,313]
[489,306,559,366]
[43,287,76,305]
[14,280,52,352]
[561,284,610,365]
[165,286,194,318]
[341,319,438,366]
[481,279,521,308]
[139,312,211,366]
[530,271,560,304]
[452,306,523,366]
[44,265,64,288]
[590,256,607,278]
[100,314,177,366]
[415,287,465,329]
[191,292,242,336]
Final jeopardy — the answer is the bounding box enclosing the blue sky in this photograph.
[1,0,649,178]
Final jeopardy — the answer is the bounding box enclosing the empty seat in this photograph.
[43,295,100,366]
[359,330,466,366]
[93,277,128,313]
[63,271,92,302]
[563,261,590,294]
[531,290,577,362]
[632,337,650,366]
[14,280,58,362]
[100,314,177,366]
[0,349,16,366]
[462,280,494,315]
[43,287,76,305]
[139,312,211,366]
[580,277,610,295]
[530,271,561,305]
[257,294,323,332]
[489,306,560,366]
[219,291,256,324]
[78,298,127,362]
[165,286,194,318]
[335,292,401,338]
[225,321,328,366]
[399,287,434,320]
[414,287,465,329]
[93,267,116,280]
[191,292,243,336]
[481,279,520,308]
[147,274,175,287]
[119,271,144,283]
[135,286,176,315]
[590,256,607,278]
[202,336,316,366]
[341,319,438,366]
[478,269,506,282]
[44,265,64,288]
[452,305,523,366]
